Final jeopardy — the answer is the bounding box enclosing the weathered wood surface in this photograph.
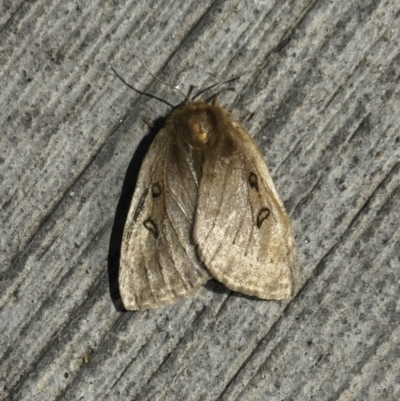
[1,1,399,400]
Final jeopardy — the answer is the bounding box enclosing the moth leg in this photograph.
[142,117,153,128]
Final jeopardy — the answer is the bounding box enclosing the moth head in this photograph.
[186,109,214,146]
[169,101,232,150]
[190,120,209,144]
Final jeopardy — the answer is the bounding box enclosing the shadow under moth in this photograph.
[119,81,298,311]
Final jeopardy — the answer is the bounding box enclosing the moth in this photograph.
[119,80,298,310]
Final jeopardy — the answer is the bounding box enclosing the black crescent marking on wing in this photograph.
[143,219,159,238]
[233,127,285,224]
[151,182,162,197]
[138,142,193,295]
[241,157,257,257]
[226,127,274,256]
[257,207,270,228]
[248,172,259,191]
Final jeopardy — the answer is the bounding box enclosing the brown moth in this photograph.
[119,86,298,310]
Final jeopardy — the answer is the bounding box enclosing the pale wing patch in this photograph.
[194,124,298,299]
[120,129,211,310]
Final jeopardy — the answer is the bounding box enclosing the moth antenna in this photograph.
[111,67,174,108]
[187,85,196,100]
[132,53,191,102]
[179,85,196,106]
[173,85,197,109]
[192,76,240,101]
[208,87,236,105]
[245,111,255,122]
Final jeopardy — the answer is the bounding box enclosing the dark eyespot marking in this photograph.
[151,182,162,197]
[248,172,258,191]
[143,219,159,238]
[257,207,270,228]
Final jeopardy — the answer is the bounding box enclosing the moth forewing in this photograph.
[193,120,298,299]
[119,127,211,311]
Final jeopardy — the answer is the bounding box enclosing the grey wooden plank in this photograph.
[1,0,399,400]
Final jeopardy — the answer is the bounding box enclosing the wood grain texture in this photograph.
[1,0,399,400]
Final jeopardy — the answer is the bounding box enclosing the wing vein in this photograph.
[177,141,199,188]
[231,159,253,254]
[204,160,237,263]
[162,212,193,291]
[141,247,158,306]
[154,242,168,298]
[162,169,195,290]
[165,187,191,222]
